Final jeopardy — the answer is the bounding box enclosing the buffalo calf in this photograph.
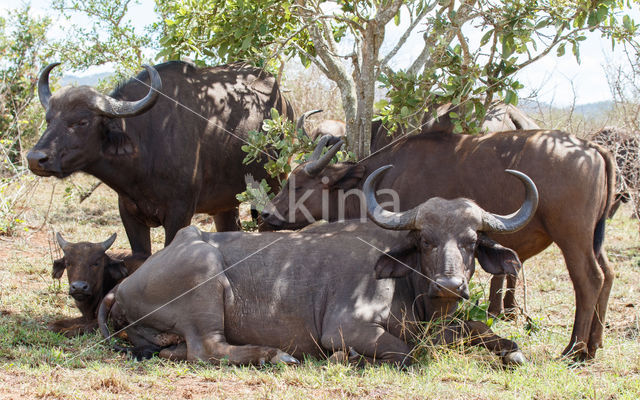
[49,232,144,337]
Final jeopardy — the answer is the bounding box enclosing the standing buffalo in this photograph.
[27,61,294,256]
[98,167,537,366]
[49,233,144,337]
[296,102,539,153]
[261,129,615,360]
[421,102,540,134]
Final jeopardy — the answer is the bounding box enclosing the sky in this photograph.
[2,0,638,107]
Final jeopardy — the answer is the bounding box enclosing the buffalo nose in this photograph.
[431,276,469,299]
[27,150,48,170]
[70,281,90,294]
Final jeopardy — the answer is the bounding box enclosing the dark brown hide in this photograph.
[28,61,294,255]
[263,129,615,360]
[49,233,144,337]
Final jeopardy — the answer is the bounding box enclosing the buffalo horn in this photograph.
[304,136,344,176]
[101,233,117,251]
[38,62,61,109]
[296,109,323,136]
[363,165,417,230]
[55,232,69,251]
[481,169,539,233]
[91,64,162,118]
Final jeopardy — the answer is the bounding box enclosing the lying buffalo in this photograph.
[28,61,293,256]
[262,129,615,360]
[49,233,144,337]
[98,167,537,365]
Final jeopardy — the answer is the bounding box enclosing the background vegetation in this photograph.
[1,1,640,398]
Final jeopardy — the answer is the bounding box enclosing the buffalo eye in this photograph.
[459,237,476,250]
[421,240,435,252]
[69,119,89,129]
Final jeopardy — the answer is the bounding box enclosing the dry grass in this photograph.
[0,173,639,399]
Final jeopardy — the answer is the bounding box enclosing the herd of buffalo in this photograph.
[26,60,620,366]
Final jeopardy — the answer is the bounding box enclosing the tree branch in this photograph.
[379,1,436,69]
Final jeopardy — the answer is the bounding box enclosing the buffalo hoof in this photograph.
[328,350,349,364]
[561,342,590,363]
[502,350,527,366]
[270,350,300,365]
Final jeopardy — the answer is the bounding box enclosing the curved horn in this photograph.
[101,233,117,251]
[296,109,323,136]
[55,232,69,251]
[308,135,331,162]
[481,169,539,233]
[91,64,162,118]
[363,165,417,230]
[38,62,61,109]
[304,137,344,176]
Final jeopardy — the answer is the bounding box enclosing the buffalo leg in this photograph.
[159,343,188,360]
[163,203,197,247]
[503,275,518,319]
[321,324,413,367]
[488,275,505,317]
[188,333,298,365]
[118,197,151,256]
[213,208,240,232]
[587,250,615,357]
[49,317,97,337]
[436,320,525,365]
[558,241,604,360]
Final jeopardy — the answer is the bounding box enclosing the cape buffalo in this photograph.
[98,167,537,366]
[261,129,615,360]
[296,102,539,153]
[421,102,540,134]
[49,233,144,337]
[27,61,294,256]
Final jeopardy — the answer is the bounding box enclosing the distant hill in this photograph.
[572,101,615,119]
[59,72,114,87]
[520,99,614,119]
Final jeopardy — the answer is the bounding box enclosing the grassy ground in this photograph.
[0,173,639,399]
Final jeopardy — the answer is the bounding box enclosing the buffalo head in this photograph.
[262,137,365,228]
[53,232,128,317]
[364,165,538,305]
[27,63,162,178]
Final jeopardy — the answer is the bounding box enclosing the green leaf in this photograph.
[241,36,251,50]
[623,14,633,31]
[504,90,517,105]
[480,30,493,47]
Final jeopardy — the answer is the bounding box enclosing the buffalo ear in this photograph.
[106,257,129,282]
[324,164,365,189]
[103,126,135,156]
[52,258,66,279]
[374,243,418,279]
[476,235,521,276]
